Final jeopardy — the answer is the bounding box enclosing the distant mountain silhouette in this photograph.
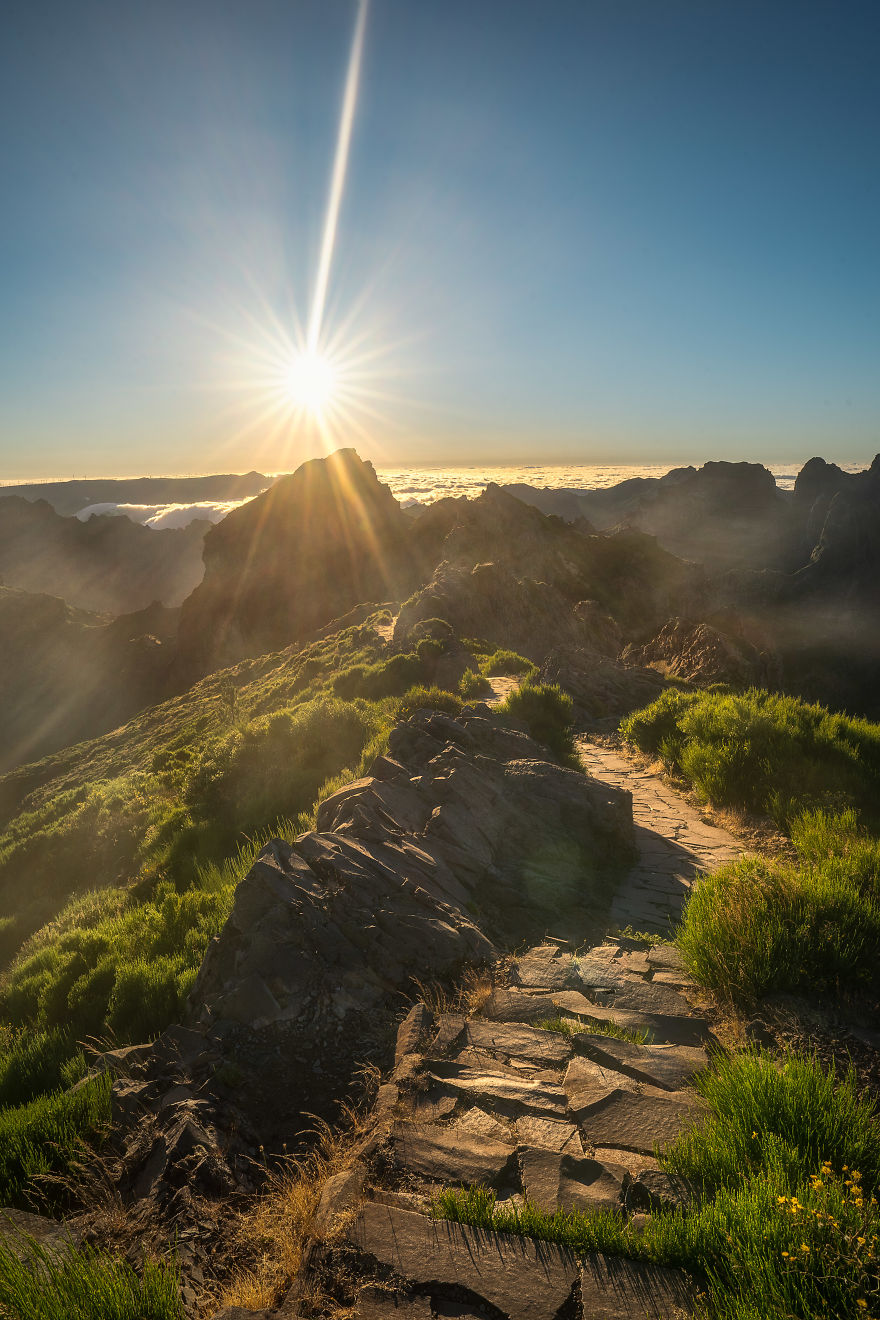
[0,471,271,518]
[0,586,177,772]
[0,496,208,614]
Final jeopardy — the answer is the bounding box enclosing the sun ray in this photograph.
[307,0,369,355]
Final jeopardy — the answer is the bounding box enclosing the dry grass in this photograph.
[216,1081,378,1314]
[410,962,495,1019]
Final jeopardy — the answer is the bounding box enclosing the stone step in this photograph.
[347,1202,695,1319]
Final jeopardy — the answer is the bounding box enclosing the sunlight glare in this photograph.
[285,351,337,413]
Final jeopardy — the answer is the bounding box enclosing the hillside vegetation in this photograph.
[622,685,880,1006]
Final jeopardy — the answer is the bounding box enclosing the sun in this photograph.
[285,351,337,413]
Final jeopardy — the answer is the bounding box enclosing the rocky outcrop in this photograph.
[289,937,704,1318]
[0,494,208,614]
[537,646,666,725]
[184,709,634,1144]
[176,450,419,677]
[0,587,177,772]
[85,707,635,1306]
[621,617,782,690]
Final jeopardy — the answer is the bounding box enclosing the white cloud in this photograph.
[76,499,252,530]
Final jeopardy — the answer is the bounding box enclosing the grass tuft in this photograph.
[534,1015,649,1045]
[0,1233,182,1319]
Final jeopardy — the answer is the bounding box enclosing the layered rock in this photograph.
[186,710,634,1141]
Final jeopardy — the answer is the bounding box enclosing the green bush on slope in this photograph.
[621,687,880,824]
[499,682,578,767]
[0,1072,111,1207]
[678,809,880,1005]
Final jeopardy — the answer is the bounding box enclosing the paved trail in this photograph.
[577,737,742,935]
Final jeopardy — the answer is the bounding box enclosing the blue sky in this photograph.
[0,0,878,476]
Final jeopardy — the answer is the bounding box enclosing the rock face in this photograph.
[537,646,666,725]
[0,587,177,772]
[183,708,634,1147]
[176,450,417,676]
[621,617,782,690]
[395,487,702,663]
[293,936,703,1318]
[0,494,208,614]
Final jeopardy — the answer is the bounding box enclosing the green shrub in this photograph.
[622,687,880,825]
[0,1234,181,1319]
[396,687,463,720]
[0,1072,111,1206]
[332,653,425,701]
[664,1049,880,1194]
[481,648,537,678]
[459,668,492,699]
[185,696,384,836]
[410,618,453,642]
[678,812,880,1004]
[499,682,577,766]
[1,877,236,1041]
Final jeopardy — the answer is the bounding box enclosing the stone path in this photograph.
[577,737,741,935]
[287,938,707,1318]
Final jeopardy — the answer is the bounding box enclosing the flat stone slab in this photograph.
[563,1056,638,1114]
[389,1123,516,1188]
[463,1019,572,1068]
[428,1063,568,1118]
[549,991,708,1047]
[571,1037,708,1092]
[350,1202,580,1320]
[520,1147,627,1212]
[511,949,578,990]
[575,1091,702,1154]
[579,1254,695,1318]
[516,1115,583,1154]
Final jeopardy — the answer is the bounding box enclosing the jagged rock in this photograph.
[313,1162,368,1237]
[183,709,632,1145]
[395,1003,434,1063]
[537,645,666,723]
[621,616,781,689]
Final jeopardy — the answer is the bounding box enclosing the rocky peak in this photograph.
[175,449,414,676]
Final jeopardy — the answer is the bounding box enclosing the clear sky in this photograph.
[1,0,878,477]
